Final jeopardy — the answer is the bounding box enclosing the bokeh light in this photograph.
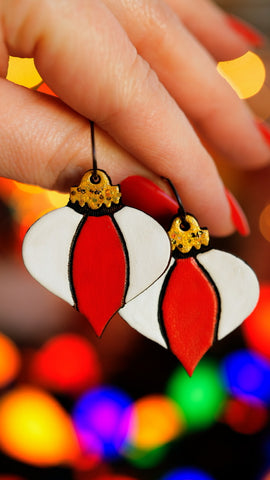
[0,333,21,388]
[124,444,169,469]
[261,471,270,480]
[259,206,270,243]
[222,397,268,435]
[166,361,226,430]
[90,476,138,480]
[127,395,184,450]
[0,386,79,466]
[30,333,101,395]
[221,350,270,404]
[0,477,26,480]
[160,467,215,480]
[0,178,68,249]
[217,51,266,99]
[6,57,42,88]
[73,386,133,460]
[242,284,270,360]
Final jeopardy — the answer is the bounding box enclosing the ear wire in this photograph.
[161,177,189,229]
[89,120,100,184]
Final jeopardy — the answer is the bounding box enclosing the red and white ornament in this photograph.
[23,170,171,336]
[120,212,259,375]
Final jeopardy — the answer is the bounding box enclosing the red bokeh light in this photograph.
[30,333,102,395]
[222,397,268,435]
[242,284,270,360]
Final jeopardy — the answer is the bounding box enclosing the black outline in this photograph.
[195,254,221,341]
[67,199,123,216]
[157,252,222,353]
[111,214,130,307]
[158,260,176,348]
[68,215,87,309]
[68,211,130,314]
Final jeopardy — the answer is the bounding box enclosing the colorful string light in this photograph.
[72,386,133,460]
[0,386,79,466]
[126,394,184,450]
[242,284,270,360]
[217,51,266,99]
[160,467,215,480]
[29,333,101,395]
[6,57,42,89]
[222,397,268,435]
[166,361,226,430]
[221,349,270,404]
[0,333,21,388]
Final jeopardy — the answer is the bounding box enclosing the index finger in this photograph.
[1,0,232,235]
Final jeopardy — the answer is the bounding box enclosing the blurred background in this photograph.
[0,1,270,480]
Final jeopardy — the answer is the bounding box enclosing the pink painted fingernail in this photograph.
[256,120,270,146]
[227,15,265,48]
[225,189,250,236]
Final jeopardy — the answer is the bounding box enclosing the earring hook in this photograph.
[89,120,100,184]
[161,176,187,222]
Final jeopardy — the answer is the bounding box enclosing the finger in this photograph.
[102,0,270,168]
[165,0,265,60]
[1,0,234,236]
[0,80,231,236]
[0,81,151,189]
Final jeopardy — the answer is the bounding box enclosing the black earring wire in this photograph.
[161,177,190,229]
[90,120,100,184]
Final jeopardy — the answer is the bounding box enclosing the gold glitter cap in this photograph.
[69,169,121,210]
[168,214,209,254]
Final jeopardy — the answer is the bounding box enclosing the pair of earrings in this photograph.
[23,122,259,375]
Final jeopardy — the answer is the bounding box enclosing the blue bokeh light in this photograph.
[221,349,270,404]
[160,467,215,480]
[72,385,133,459]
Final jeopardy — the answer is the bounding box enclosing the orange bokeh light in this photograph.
[0,333,21,388]
[259,205,270,243]
[128,395,183,450]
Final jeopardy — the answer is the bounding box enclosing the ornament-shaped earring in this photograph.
[22,122,171,336]
[119,178,260,375]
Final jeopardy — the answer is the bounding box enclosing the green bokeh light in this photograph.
[123,443,168,469]
[166,360,226,430]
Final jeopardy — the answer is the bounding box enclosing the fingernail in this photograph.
[225,189,250,236]
[256,120,270,146]
[227,15,265,48]
[120,176,178,230]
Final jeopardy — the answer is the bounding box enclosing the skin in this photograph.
[0,0,269,236]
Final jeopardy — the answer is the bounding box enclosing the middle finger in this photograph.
[103,0,270,168]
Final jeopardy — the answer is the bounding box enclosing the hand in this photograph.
[0,0,269,236]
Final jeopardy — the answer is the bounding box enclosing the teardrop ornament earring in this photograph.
[22,122,171,336]
[119,177,260,375]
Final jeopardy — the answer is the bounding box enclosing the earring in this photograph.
[22,122,171,336]
[119,177,260,375]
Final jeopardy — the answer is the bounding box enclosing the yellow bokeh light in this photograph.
[259,205,270,242]
[0,334,21,388]
[46,190,69,208]
[14,181,45,195]
[129,395,183,450]
[0,386,79,466]
[6,57,42,88]
[217,51,266,99]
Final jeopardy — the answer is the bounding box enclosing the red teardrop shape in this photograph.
[71,215,127,336]
[161,257,219,375]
